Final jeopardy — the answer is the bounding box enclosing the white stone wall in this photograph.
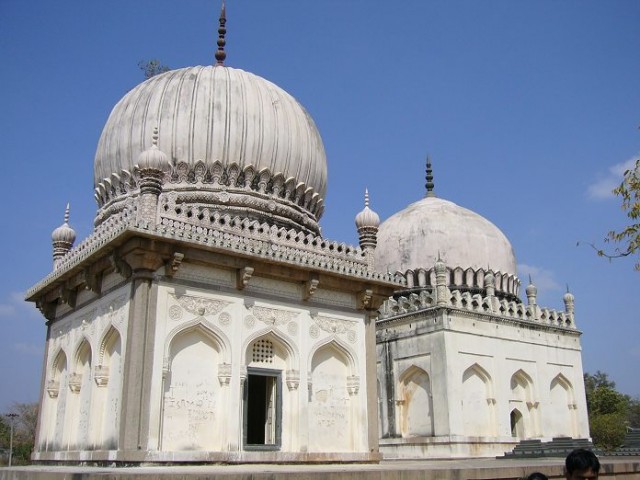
[378,308,589,458]
[147,267,370,455]
[38,286,130,452]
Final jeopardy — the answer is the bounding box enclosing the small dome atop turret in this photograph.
[51,204,76,244]
[355,189,380,229]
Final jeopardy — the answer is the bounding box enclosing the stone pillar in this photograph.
[435,257,449,306]
[119,250,164,455]
[364,309,380,457]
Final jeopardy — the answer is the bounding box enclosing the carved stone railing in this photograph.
[401,266,520,300]
[378,287,575,330]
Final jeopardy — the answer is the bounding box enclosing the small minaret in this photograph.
[525,274,537,306]
[482,269,495,311]
[563,285,575,322]
[51,204,76,270]
[435,253,449,306]
[355,189,380,270]
[137,127,169,225]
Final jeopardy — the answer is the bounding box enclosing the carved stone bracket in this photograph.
[347,375,360,396]
[358,289,373,310]
[165,252,184,277]
[110,253,132,279]
[94,366,109,387]
[236,266,254,290]
[486,397,497,405]
[46,380,60,398]
[36,298,56,321]
[304,274,319,301]
[162,359,170,380]
[286,369,300,391]
[218,363,232,386]
[82,267,102,295]
[59,286,77,309]
[68,373,82,393]
[526,401,540,410]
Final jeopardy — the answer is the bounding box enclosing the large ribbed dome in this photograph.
[375,196,517,277]
[94,65,327,233]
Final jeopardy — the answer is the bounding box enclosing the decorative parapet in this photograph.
[95,163,326,235]
[402,266,520,300]
[378,285,576,330]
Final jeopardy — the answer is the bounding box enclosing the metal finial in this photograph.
[566,283,570,293]
[152,126,159,147]
[425,155,435,197]
[64,203,70,224]
[528,274,533,284]
[215,1,227,65]
[364,188,370,208]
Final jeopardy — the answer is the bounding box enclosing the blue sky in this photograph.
[0,0,638,411]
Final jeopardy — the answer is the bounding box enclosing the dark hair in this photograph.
[525,472,548,480]
[565,448,600,474]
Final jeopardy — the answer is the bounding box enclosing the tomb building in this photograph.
[27,8,589,464]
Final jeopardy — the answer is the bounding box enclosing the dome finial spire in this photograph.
[425,155,436,198]
[364,188,370,208]
[215,1,227,65]
[63,202,70,224]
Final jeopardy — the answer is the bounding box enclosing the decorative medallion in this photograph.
[168,304,183,321]
[219,312,231,326]
[347,330,357,344]
[287,321,298,336]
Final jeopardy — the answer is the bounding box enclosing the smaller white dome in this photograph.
[375,196,517,276]
[137,128,169,172]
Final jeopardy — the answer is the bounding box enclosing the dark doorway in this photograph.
[244,368,281,449]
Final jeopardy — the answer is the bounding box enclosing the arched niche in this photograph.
[509,369,535,439]
[161,323,224,452]
[92,326,122,450]
[461,363,495,436]
[66,338,93,450]
[398,365,434,437]
[549,373,576,437]
[44,349,68,451]
[308,341,353,453]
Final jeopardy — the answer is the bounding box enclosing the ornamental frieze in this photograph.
[251,306,299,327]
[313,315,357,343]
[171,294,230,317]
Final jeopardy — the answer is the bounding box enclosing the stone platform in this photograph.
[1,457,640,480]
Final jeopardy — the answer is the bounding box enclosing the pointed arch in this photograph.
[165,317,231,364]
[308,336,357,374]
[97,324,122,366]
[92,325,123,450]
[510,369,535,439]
[510,408,524,437]
[461,363,495,436]
[44,348,68,451]
[243,326,299,367]
[162,321,225,452]
[308,340,354,453]
[66,337,93,449]
[50,348,68,378]
[397,365,433,437]
[549,373,576,437]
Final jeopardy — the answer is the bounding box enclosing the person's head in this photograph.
[526,472,548,480]
[565,448,600,480]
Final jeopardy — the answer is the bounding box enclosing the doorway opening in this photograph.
[510,408,524,438]
[243,368,281,449]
